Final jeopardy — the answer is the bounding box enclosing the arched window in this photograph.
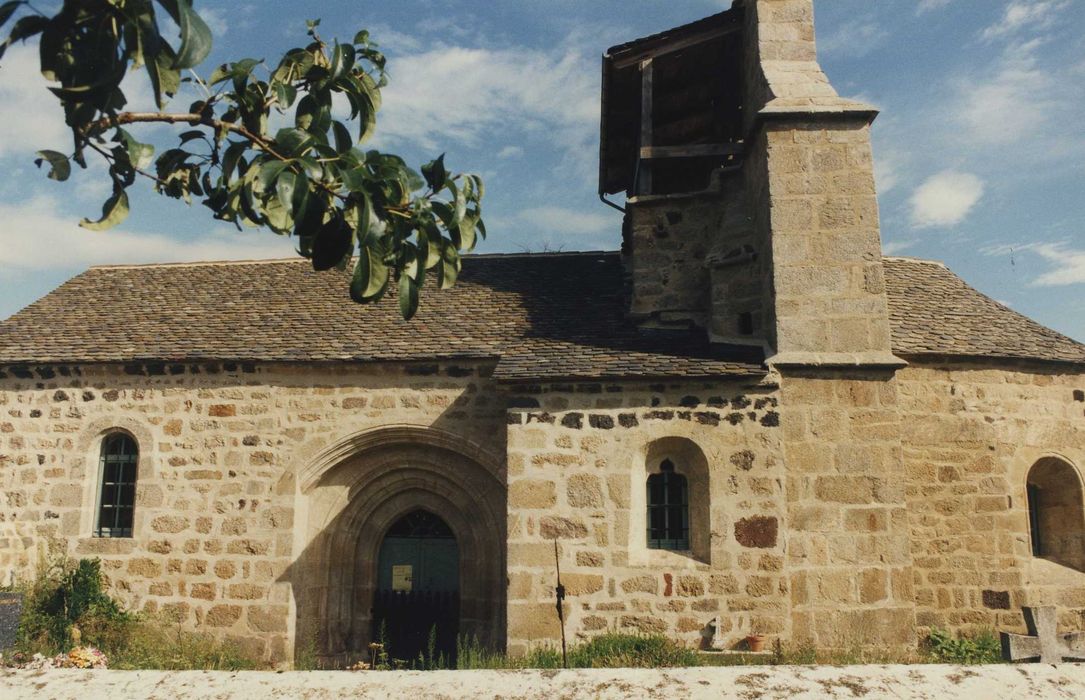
[647,459,689,550]
[96,433,139,538]
[1026,457,1085,572]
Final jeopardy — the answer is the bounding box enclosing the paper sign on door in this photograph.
[392,565,413,591]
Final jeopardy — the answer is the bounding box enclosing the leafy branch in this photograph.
[0,0,486,319]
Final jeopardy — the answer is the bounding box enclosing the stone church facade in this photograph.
[1,0,1083,665]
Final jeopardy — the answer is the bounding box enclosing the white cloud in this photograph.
[497,146,524,159]
[982,241,1085,286]
[818,20,888,58]
[0,45,70,157]
[0,196,292,271]
[375,45,598,171]
[873,150,904,194]
[980,0,1069,41]
[882,239,916,256]
[954,39,1055,146]
[917,0,954,14]
[909,170,985,228]
[199,7,229,38]
[516,206,614,236]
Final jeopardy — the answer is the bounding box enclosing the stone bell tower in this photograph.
[600,0,902,369]
[600,0,917,650]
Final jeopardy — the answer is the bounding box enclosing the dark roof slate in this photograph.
[0,252,764,381]
[883,257,1085,365]
[1,253,1081,377]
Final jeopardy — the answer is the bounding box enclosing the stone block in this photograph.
[509,480,557,509]
[205,604,242,627]
[509,603,561,640]
[622,575,659,595]
[734,516,779,548]
[540,516,589,540]
[566,473,604,508]
[563,573,604,596]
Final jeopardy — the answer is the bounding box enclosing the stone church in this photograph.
[1,0,1083,665]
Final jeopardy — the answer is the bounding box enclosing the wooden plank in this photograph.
[638,58,653,195]
[639,143,743,159]
[612,23,741,69]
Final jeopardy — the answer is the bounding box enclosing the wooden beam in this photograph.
[611,23,741,69]
[638,59,653,195]
[639,143,744,160]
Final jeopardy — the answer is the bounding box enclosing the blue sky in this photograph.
[0,0,1082,341]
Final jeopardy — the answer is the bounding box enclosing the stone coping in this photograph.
[3,665,1085,699]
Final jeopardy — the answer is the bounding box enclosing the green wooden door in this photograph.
[373,510,459,663]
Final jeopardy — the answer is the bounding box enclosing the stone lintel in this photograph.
[766,350,907,369]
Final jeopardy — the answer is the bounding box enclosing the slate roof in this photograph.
[1,253,1082,378]
[883,257,1085,365]
[0,252,765,381]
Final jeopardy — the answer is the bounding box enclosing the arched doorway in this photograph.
[292,427,506,667]
[373,510,460,662]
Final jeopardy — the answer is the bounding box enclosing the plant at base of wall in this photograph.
[926,629,1002,664]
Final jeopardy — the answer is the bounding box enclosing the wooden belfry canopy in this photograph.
[599,8,745,197]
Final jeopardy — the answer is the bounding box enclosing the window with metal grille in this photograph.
[646,459,689,550]
[96,433,138,538]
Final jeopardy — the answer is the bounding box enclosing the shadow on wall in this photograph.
[1026,456,1085,573]
[279,425,507,667]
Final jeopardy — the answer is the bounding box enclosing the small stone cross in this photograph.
[1001,607,1085,663]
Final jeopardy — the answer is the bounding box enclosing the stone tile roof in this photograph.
[1,253,1081,377]
[883,257,1085,365]
[0,252,765,381]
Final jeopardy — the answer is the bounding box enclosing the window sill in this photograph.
[75,537,138,555]
[630,547,711,570]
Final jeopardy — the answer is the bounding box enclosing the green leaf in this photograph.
[209,63,231,85]
[221,140,247,181]
[115,128,156,170]
[458,215,477,252]
[80,188,130,231]
[258,160,289,189]
[311,216,353,271]
[350,244,389,302]
[398,273,419,320]
[331,120,352,154]
[274,128,314,157]
[421,154,447,193]
[34,150,70,182]
[329,41,355,82]
[437,244,461,290]
[273,81,297,110]
[275,170,298,214]
[147,46,181,108]
[157,0,214,69]
[0,2,22,28]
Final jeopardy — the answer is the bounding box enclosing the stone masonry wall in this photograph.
[0,360,503,663]
[505,377,787,654]
[779,369,917,650]
[898,360,1085,638]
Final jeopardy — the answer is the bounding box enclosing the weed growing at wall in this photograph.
[9,556,259,670]
[926,629,1001,664]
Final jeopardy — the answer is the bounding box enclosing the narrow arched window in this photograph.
[1026,457,1085,572]
[96,433,138,538]
[646,459,689,550]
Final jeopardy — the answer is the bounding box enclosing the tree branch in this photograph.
[83,112,288,161]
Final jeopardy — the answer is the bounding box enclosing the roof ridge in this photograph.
[88,250,623,271]
[90,258,302,270]
[882,256,947,268]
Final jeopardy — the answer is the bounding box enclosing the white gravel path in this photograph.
[3,664,1085,699]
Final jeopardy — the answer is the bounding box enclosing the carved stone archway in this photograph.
[292,427,506,664]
